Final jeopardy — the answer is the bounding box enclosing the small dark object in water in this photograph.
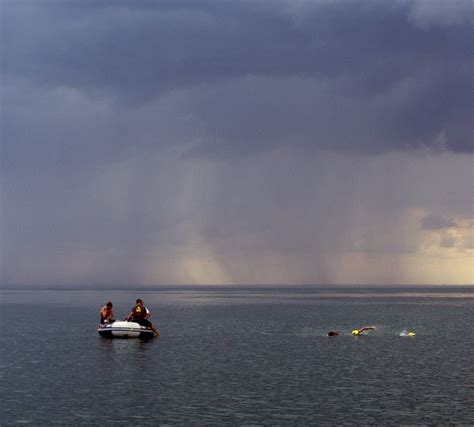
[327,331,339,336]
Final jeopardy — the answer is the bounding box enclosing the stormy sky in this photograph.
[1,0,473,286]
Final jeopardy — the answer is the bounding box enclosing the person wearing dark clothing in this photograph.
[126,298,160,336]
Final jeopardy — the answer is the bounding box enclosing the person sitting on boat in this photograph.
[126,298,160,336]
[100,301,115,324]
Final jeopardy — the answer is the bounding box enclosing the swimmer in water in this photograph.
[351,326,376,336]
[399,329,416,337]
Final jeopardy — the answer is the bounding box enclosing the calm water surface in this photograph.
[1,287,473,425]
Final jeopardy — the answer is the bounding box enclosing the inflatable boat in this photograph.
[97,321,155,339]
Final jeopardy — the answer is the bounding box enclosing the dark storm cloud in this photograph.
[2,0,472,155]
[421,212,456,230]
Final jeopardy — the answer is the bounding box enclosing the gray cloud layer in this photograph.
[2,0,473,156]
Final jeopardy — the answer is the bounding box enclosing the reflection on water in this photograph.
[0,287,473,425]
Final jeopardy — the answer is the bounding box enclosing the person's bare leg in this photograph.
[152,324,160,336]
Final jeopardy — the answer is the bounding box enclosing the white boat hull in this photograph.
[97,321,155,339]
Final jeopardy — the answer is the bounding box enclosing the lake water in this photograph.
[1,286,473,425]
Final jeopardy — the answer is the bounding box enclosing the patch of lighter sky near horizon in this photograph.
[141,159,232,286]
[2,148,472,286]
[139,237,474,286]
[133,153,473,286]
